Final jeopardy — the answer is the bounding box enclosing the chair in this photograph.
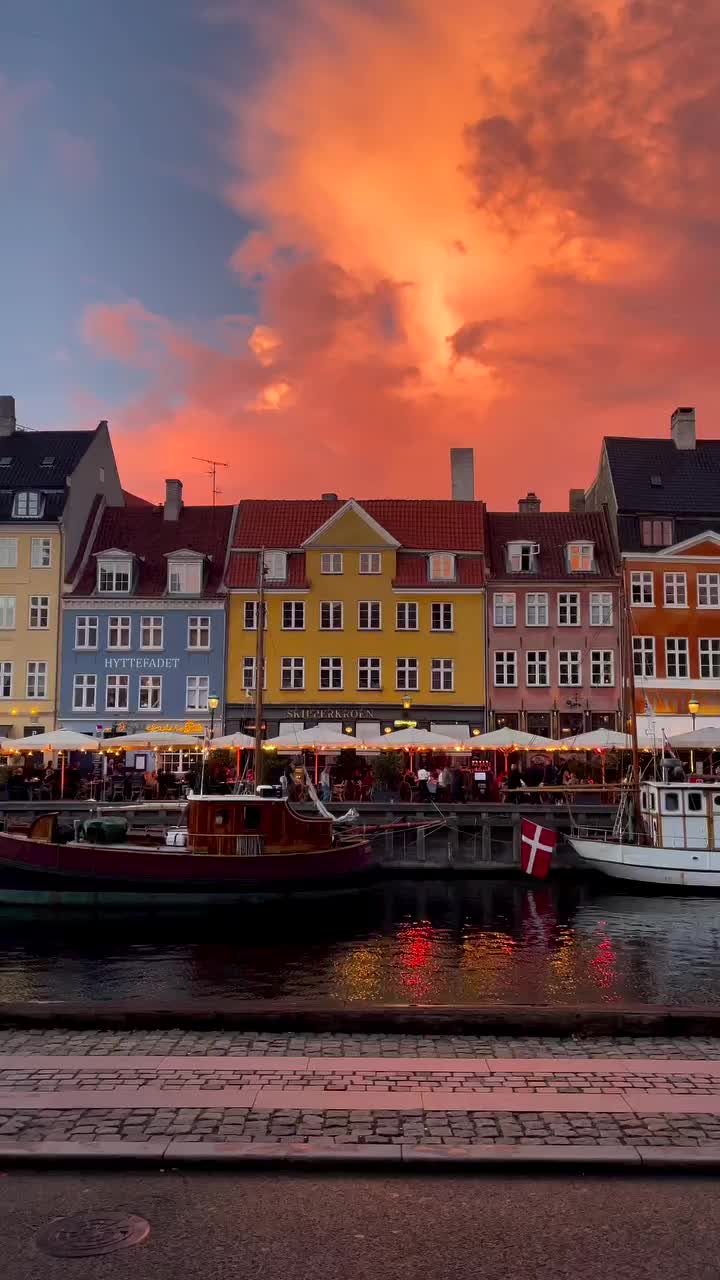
[110,780,125,802]
[129,778,144,802]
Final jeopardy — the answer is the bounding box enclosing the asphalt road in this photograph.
[0,1170,718,1280]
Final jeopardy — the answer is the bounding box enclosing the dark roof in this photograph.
[232,500,486,551]
[605,437,720,514]
[0,429,96,491]
[487,512,617,580]
[122,489,154,508]
[0,491,65,520]
[225,551,309,590]
[618,515,720,553]
[69,504,234,597]
[392,552,485,588]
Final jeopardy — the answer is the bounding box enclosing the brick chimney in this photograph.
[0,396,16,437]
[671,406,696,450]
[163,478,183,521]
[569,488,586,513]
[518,491,541,513]
[321,492,338,502]
[450,448,474,500]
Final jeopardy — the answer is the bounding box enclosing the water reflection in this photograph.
[0,879,717,1007]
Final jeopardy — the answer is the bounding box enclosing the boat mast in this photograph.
[253,548,266,792]
[621,571,642,818]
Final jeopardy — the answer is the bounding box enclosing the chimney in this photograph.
[569,488,586,513]
[0,396,16,438]
[518,491,541,513]
[321,492,338,502]
[671,406,696,450]
[164,478,183,521]
[450,448,474,500]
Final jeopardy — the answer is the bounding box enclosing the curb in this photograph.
[1,1139,720,1170]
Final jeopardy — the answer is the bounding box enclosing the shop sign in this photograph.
[147,720,205,734]
[285,708,374,720]
[105,657,181,670]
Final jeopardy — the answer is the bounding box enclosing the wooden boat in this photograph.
[0,794,376,906]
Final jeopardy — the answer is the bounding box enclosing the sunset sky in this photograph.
[3,0,720,507]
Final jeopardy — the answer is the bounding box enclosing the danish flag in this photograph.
[520,818,557,879]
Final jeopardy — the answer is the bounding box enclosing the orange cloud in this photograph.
[84,0,720,506]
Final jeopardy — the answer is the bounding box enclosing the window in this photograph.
[590,592,613,626]
[106,674,129,710]
[665,638,689,679]
[242,657,266,691]
[73,670,95,711]
[75,616,98,650]
[187,616,210,649]
[26,661,47,698]
[631,572,654,606]
[494,651,517,686]
[559,650,581,686]
[428,553,455,581]
[698,574,720,608]
[664,572,687,607]
[431,602,454,631]
[320,657,343,689]
[98,559,131,593]
[168,560,202,594]
[28,595,49,629]
[108,615,131,649]
[359,552,381,574]
[0,596,15,629]
[13,491,43,518]
[138,675,162,710]
[243,601,266,630]
[281,657,304,689]
[525,593,549,626]
[141,616,164,650]
[526,651,549,686]
[320,552,342,575]
[633,636,655,678]
[507,542,537,572]
[358,600,381,630]
[591,650,615,686]
[396,602,418,630]
[263,550,287,580]
[641,519,673,547]
[320,600,343,630]
[431,658,454,691]
[358,657,381,690]
[493,593,516,626]
[0,538,17,568]
[558,593,580,626]
[396,658,419,690]
[567,542,594,572]
[186,675,210,710]
[700,639,720,679]
[31,537,52,568]
[663,792,680,813]
[282,601,305,630]
[0,663,12,698]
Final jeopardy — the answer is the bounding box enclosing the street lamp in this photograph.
[208,694,219,742]
[402,696,412,712]
[688,698,700,773]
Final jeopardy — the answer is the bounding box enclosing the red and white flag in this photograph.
[520,818,557,879]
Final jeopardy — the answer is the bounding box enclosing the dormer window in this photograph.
[263,550,287,581]
[567,542,594,572]
[507,542,538,573]
[428,553,455,581]
[98,558,132,593]
[168,559,202,594]
[13,491,44,519]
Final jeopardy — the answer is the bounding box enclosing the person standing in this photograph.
[416,763,430,800]
[319,765,332,803]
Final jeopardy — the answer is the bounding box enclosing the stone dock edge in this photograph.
[3,1002,720,1035]
[1,1138,720,1170]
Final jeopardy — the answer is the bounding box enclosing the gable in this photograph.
[304,501,399,549]
[657,532,720,559]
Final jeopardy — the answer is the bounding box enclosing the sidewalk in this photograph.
[1,1030,720,1165]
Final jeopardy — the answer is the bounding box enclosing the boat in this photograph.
[0,793,376,906]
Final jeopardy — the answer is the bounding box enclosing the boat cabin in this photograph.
[186,795,334,856]
[640,779,720,852]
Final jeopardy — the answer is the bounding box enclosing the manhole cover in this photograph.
[37,1213,150,1258]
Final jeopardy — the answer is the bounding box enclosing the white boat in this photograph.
[570,766,720,889]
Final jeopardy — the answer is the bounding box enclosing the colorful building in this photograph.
[225,496,487,738]
[0,396,123,738]
[485,499,621,738]
[59,481,235,754]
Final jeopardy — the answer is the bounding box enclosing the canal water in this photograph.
[0,879,717,1007]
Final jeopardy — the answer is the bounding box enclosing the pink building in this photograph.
[486,500,621,739]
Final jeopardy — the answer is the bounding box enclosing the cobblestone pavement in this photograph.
[1,1028,720,1058]
[1,1106,720,1147]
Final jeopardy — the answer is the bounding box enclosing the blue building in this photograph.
[59,481,235,758]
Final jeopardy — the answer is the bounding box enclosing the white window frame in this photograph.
[0,662,12,698]
[494,650,517,687]
[105,674,130,711]
[187,615,210,650]
[320,600,343,630]
[558,650,582,686]
[75,616,98,650]
[359,552,381,575]
[664,572,687,607]
[590,650,615,687]
[428,553,455,581]
[282,600,305,630]
[590,592,613,626]
[526,650,549,687]
[507,542,537,573]
[263,550,288,581]
[186,674,210,710]
[31,537,52,568]
[320,552,343,575]
[140,616,164,650]
[26,660,47,699]
[567,542,594,572]
[13,491,43,518]
[431,658,454,691]
[396,602,418,631]
[98,558,132,593]
[108,615,131,650]
[28,595,49,630]
[0,538,17,568]
[493,593,516,627]
[633,636,655,678]
[631,571,654,606]
[242,656,267,691]
[243,601,266,630]
[557,593,580,626]
[319,656,343,690]
[138,675,163,711]
[698,574,720,609]
[358,657,382,690]
[525,592,549,626]
[641,518,673,548]
[281,657,305,690]
[73,673,96,711]
[0,596,16,630]
[665,637,689,680]
[168,560,202,595]
[358,600,382,630]
[396,657,419,691]
[431,602,454,631]
[699,639,720,680]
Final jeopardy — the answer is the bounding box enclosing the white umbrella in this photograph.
[361,727,463,751]
[101,731,204,749]
[209,732,256,749]
[263,725,358,784]
[669,725,720,750]
[0,729,100,752]
[467,727,558,751]
[558,728,634,751]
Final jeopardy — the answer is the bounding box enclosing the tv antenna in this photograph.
[193,456,229,506]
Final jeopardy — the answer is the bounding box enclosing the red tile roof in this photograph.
[69,504,234,597]
[392,552,485,588]
[486,512,617,580]
[225,551,309,590]
[232,499,486,551]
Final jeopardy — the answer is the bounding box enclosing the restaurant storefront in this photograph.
[224,703,487,741]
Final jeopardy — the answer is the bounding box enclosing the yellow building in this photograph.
[225,498,487,737]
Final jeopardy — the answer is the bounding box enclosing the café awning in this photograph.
[361,727,464,751]
[0,729,100,752]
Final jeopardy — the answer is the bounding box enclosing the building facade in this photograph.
[486,502,621,738]
[0,395,123,738]
[59,482,235,745]
[225,497,487,738]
